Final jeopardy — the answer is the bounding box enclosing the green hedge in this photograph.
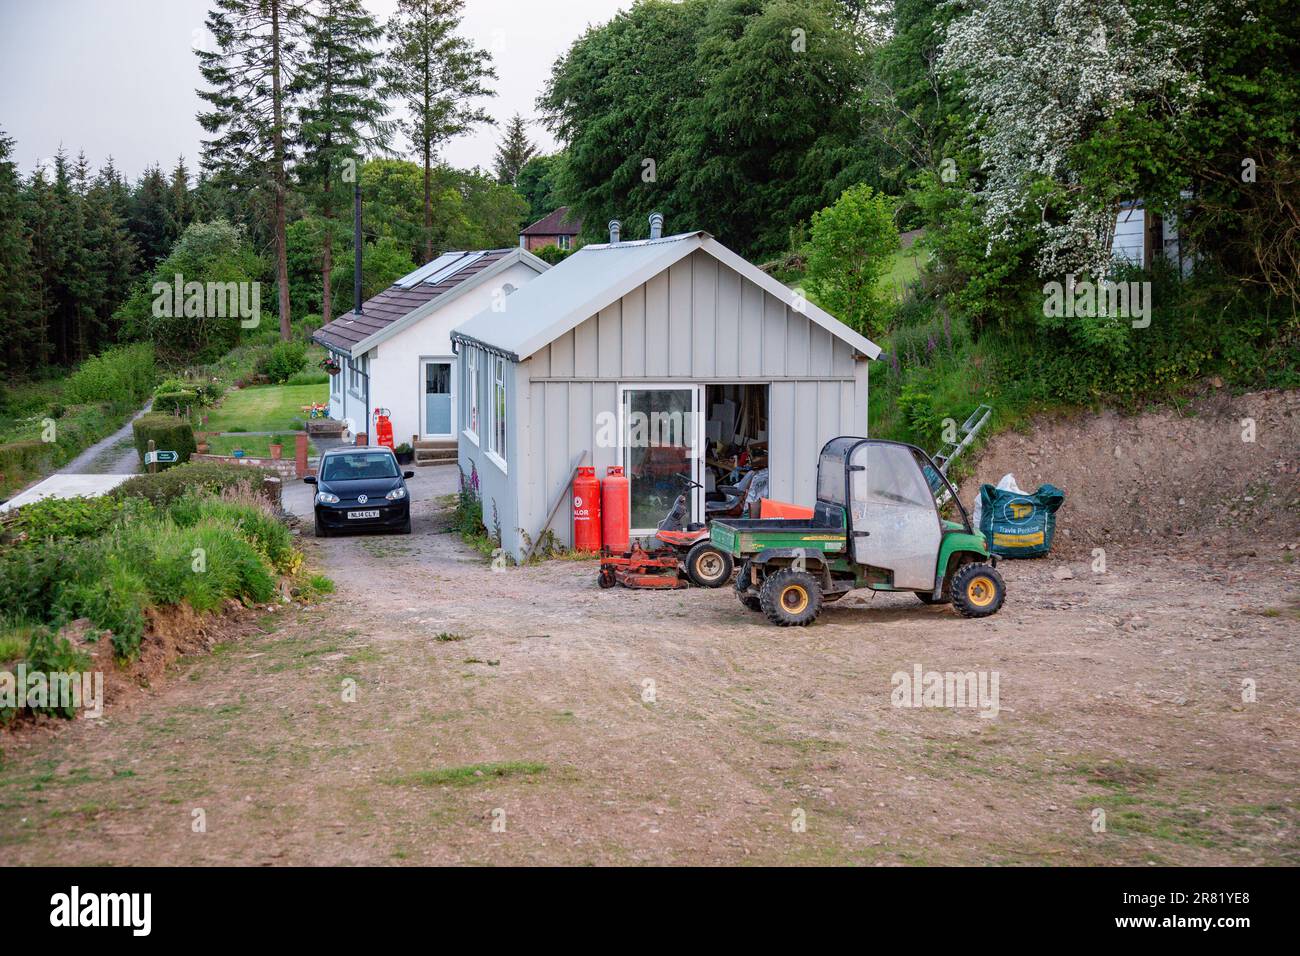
[152,390,198,414]
[131,413,196,469]
[0,439,52,479]
[112,460,272,505]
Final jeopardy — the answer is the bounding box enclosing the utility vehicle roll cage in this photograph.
[816,437,974,535]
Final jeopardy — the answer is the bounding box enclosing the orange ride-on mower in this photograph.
[598,543,687,589]
[652,473,735,587]
[597,474,736,590]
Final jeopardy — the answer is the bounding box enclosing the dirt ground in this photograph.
[1,394,1297,866]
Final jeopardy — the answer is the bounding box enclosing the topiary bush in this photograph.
[132,413,196,468]
[152,391,197,414]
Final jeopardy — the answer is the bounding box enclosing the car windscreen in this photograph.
[321,452,399,482]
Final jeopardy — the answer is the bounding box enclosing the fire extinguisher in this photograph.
[601,465,630,554]
[573,466,602,552]
[372,407,394,449]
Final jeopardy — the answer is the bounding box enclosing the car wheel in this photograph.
[398,517,412,535]
[758,569,822,627]
[950,563,1006,618]
[686,541,733,588]
[314,517,329,538]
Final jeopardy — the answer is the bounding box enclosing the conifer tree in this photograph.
[386,0,496,261]
[197,0,306,340]
[296,0,391,322]
[492,113,537,186]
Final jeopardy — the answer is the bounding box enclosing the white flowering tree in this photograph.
[938,0,1202,277]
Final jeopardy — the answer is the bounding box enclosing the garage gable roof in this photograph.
[451,231,881,362]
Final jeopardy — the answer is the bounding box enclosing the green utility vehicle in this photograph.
[712,437,1005,626]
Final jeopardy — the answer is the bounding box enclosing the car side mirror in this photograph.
[403,471,415,479]
[304,475,317,485]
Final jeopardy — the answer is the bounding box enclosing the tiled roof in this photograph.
[314,248,514,353]
[520,206,582,237]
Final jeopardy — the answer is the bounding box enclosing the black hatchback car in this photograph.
[306,446,414,536]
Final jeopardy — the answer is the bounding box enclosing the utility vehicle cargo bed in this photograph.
[710,501,847,557]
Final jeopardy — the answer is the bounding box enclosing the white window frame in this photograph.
[464,349,480,444]
[557,235,571,251]
[616,383,705,536]
[348,354,367,398]
[486,354,507,470]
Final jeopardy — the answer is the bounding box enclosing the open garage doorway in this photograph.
[703,384,768,521]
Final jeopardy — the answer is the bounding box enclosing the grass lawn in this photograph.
[204,433,316,459]
[784,243,928,305]
[200,383,327,434]
[879,245,925,301]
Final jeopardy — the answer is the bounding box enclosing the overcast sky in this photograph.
[0,0,630,180]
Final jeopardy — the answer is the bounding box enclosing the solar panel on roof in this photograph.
[394,252,464,289]
[421,250,485,285]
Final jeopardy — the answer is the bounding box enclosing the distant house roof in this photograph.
[314,247,548,358]
[520,206,582,237]
[452,231,881,362]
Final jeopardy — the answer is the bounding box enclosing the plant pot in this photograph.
[269,443,283,460]
[396,450,414,465]
[196,442,209,455]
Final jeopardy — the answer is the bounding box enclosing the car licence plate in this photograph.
[347,510,380,519]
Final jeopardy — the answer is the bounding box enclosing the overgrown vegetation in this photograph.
[450,465,501,559]
[0,343,159,498]
[111,460,273,506]
[1,473,324,721]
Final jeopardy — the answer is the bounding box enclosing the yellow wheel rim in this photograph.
[781,584,809,615]
[966,576,995,608]
[697,553,723,577]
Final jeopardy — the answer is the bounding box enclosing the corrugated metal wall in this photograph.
[505,250,869,555]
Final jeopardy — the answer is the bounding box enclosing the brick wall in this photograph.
[523,234,572,252]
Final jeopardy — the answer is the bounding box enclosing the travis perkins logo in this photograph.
[49,886,151,936]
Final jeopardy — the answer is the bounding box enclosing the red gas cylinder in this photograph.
[573,466,602,552]
[372,408,394,449]
[601,465,630,554]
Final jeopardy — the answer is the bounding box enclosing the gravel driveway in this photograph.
[1,459,1296,865]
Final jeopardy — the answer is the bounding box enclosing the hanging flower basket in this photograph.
[320,357,341,375]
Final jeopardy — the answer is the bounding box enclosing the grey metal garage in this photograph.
[450,224,881,562]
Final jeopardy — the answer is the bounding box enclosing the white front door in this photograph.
[619,384,704,535]
[422,359,455,439]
